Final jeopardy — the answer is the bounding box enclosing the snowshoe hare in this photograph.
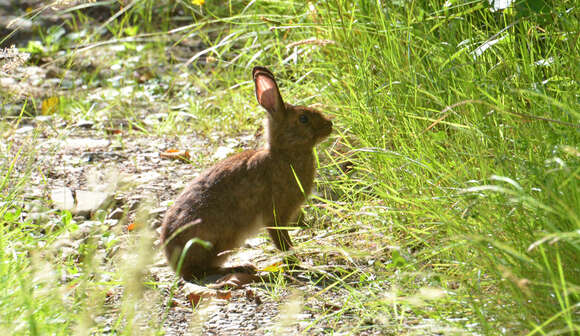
[160,66,332,281]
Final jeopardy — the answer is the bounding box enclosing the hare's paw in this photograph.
[230,263,258,274]
[209,272,261,289]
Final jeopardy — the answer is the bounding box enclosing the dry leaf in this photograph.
[160,149,190,162]
[41,97,59,115]
[216,290,232,300]
[260,261,284,272]
[245,289,262,305]
[186,292,203,306]
[105,128,122,135]
[184,284,216,307]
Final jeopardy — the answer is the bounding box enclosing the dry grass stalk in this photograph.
[286,37,336,49]
[51,0,97,10]
[0,45,30,74]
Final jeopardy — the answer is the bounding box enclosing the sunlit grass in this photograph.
[313,0,579,333]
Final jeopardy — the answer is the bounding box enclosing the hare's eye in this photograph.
[298,114,309,124]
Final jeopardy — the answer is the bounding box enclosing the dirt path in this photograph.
[6,116,367,335]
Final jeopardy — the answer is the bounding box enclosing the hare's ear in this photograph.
[253,66,285,117]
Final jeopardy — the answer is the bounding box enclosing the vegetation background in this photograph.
[0,0,578,334]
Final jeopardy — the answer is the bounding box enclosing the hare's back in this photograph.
[174,149,272,226]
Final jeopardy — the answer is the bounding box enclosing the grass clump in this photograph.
[314,0,579,333]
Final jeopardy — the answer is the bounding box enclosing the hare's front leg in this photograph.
[266,207,295,253]
[268,227,293,251]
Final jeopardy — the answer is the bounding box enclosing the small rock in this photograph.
[150,218,162,229]
[244,237,268,248]
[143,112,167,126]
[6,17,34,31]
[64,138,110,150]
[75,119,94,129]
[134,171,161,184]
[74,190,113,217]
[59,247,78,260]
[15,125,34,134]
[72,220,101,240]
[149,207,166,216]
[103,219,118,227]
[128,199,141,212]
[0,77,16,87]
[212,146,234,161]
[27,212,50,225]
[51,187,75,211]
[35,115,52,122]
[108,207,125,220]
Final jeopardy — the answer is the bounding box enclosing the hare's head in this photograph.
[253,67,332,152]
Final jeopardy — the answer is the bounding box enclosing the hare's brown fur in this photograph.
[160,67,332,281]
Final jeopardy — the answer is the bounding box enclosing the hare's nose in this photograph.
[324,120,333,134]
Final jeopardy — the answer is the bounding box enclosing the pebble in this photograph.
[74,190,113,217]
[50,187,75,211]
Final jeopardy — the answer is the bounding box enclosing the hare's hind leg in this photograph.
[173,245,219,281]
[179,249,257,282]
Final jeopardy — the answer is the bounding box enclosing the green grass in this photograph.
[1,0,579,334]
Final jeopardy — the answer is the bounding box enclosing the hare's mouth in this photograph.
[324,121,333,135]
[318,122,333,139]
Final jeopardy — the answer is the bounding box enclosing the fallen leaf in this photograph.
[160,149,190,162]
[260,261,284,272]
[245,289,262,305]
[245,289,255,299]
[105,128,122,135]
[216,290,232,300]
[41,96,59,115]
[187,292,203,307]
[127,222,136,231]
[324,302,341,311]
[184,284,216,306]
